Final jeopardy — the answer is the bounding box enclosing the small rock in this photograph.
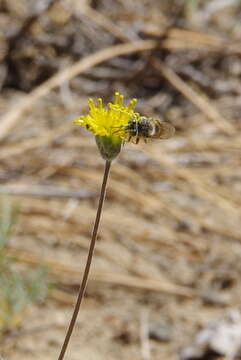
[181,310,241,359]
[149,322,172,342]
[200,290,231,306]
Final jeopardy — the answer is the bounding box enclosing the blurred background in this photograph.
[0,0,241,359]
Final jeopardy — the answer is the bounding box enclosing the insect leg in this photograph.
[135,119,139,137]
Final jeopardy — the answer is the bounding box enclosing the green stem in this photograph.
[58,160,112,360]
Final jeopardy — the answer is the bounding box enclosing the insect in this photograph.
[123,116,175,144]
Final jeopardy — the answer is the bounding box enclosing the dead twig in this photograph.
[140,310,151,360]
[153,59,235,135]
[144,27,241,55]
[0,123,72,160]
[0,184,95,199]
[80,6,135,42]
[0,40,156,142]
[7,247,195,298]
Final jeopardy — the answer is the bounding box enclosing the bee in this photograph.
[123,116,175,144]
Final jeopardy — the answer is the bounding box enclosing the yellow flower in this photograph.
[74,92,138,140]
[74,92,138,161]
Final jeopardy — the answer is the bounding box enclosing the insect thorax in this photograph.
[125,117,155,137]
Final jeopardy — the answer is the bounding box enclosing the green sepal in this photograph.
[95,135,122,161]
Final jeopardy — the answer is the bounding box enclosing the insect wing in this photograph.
[157,121,175,139]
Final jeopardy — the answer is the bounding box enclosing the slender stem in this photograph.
[58,160,112,360]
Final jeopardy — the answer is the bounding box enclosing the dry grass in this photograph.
[0,0,241,359]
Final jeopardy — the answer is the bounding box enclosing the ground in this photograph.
[0,1,241,359]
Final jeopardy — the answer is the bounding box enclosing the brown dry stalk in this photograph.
[57,160,111,360]
[7,247,194,298]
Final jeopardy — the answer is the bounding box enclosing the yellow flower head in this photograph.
[74,92,138,140]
